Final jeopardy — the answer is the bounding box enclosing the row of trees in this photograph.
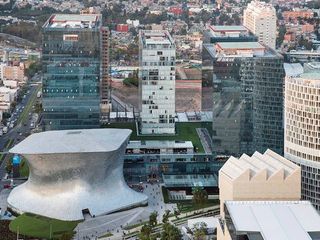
[138,210,181,240]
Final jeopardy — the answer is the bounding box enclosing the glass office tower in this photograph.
[42,14,102,130]
[204,42,284,158]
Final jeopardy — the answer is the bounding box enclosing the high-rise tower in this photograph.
[244,1,277,49]
[139,30,176,135]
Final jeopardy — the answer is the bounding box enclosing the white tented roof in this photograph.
[10,129,131,154]
[225,201,320,240]
[219,149,300,181]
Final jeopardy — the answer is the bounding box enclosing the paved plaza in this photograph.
[75,183,177,239]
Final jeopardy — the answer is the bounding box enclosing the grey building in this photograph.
[42,14,109,130]
[202,25,257,111]
[203,41,284,157]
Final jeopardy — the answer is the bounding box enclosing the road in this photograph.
[0,75,41,191]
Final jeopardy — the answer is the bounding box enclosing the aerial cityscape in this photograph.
[0,0,319,239]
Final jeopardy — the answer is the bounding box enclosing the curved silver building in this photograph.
[7,129,148,221]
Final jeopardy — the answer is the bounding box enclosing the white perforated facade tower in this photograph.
[243,1,277,49]
[139,30,176,135]
[284,63,320,211]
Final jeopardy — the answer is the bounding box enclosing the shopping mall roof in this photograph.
[225,200,320,240]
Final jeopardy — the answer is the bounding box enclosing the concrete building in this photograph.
[203,41,285,157]
[7,129,148,221]
[218,149,301,216]
[284,62,320,210]
[139,30,176,134]
[0,86,17,112]
[42,14,110,130]
[2,63,25,83]
[218,201,320,240]
[243,1,277,49]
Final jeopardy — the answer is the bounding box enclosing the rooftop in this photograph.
[284,63,304,77]
[44,14,101,29]
[216,41,265,50]
[300,72,320,80]
[140,30,175,47]
[225,200,320,240]
[127,140,193,149]
[210,25,248,32]
[10,129,132,154]
[219,149,300,181]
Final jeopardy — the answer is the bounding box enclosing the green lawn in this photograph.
[9,213,80,239]
[103,122,212,153]
[19,159,29,177]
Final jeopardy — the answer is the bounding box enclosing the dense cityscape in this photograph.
[0,0,319,239]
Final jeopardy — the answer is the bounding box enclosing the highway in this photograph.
[0,75,41,191]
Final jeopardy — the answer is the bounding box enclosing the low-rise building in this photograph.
[218,149,301,216]
[219,201,320,240]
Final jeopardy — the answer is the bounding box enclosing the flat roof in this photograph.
[226,200,320,240]
[140,30,175,47]
[210,25,248,32]
[300,72,320,80]
[44,14,101,29]
[284,63,304,77]
[10,129,132,154]
[216,41,265,50]
[127,140,194,149]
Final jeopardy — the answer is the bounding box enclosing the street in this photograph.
[0,75,41,191]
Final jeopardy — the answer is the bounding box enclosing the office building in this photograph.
[42,14,110,130]
[218,201,320,240]
[139,30,176,134]
[243,1,277,49]
[202,25,257,111]
[284,62,320,210]
[203,41,284,157]
[218,149,301,216]
[7,129,148,221]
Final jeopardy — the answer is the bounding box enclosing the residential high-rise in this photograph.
[139,30,175,135]
[203,41,284,157]
[284,62,320,211]
[42,14,110,130]
[243,1,277,49]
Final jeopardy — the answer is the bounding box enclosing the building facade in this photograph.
[203,41,284,158]
[243,1,277,49]
[284,63,320,211]
[202,25,257,111]
[42,14,109,130]
[139,30,176,134]
[7,129,148,221]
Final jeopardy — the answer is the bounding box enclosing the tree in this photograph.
[139,224,152,240]
[59,232,73,240]
[192,187,208,206]
[162,210,170,224]
[174,209,180,219]
[161,223,182,240]
[193,222,207,240]
[149,211,158,227]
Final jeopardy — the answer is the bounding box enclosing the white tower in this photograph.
[244,1,277,49]
[139,30,176,135]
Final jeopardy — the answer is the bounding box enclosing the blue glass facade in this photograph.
[42,17,101,130]
[202,43,285,157]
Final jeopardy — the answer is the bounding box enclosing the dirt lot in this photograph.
[112,83,201,112]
